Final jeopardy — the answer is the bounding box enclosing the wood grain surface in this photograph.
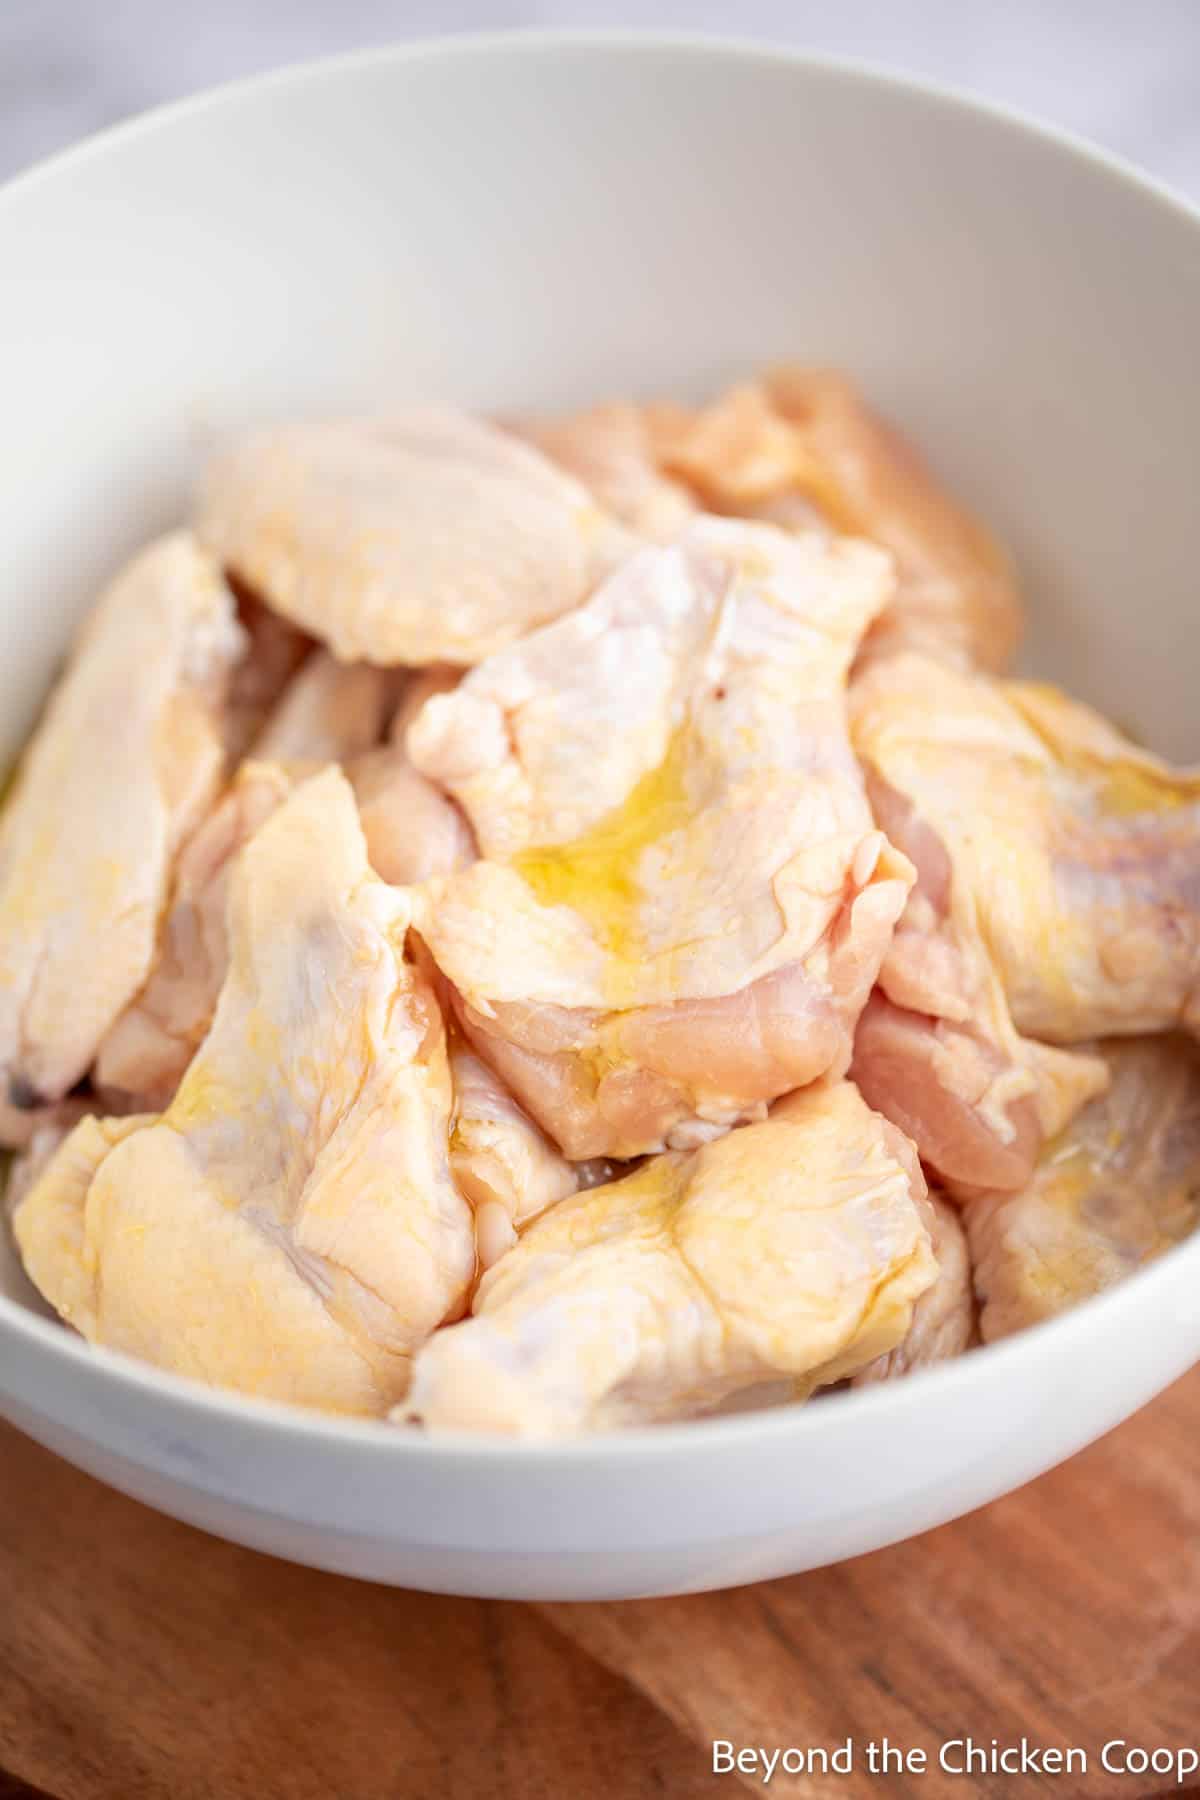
[2,1370,1199,1799]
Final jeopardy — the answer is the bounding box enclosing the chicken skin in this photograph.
[0,534,243,1134]
[847,649,1200,1189]
[410,515,913,1159]
[602,369,1020,672]
[967,1037,1200,1340]
[852,1194,975,1383]
[195,411,627,667]
[14,769,475,1414]
[405,1081,936,1435]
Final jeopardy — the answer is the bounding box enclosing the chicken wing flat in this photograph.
[0,534,243,1131]
[14,768,474,1414]
[406,1081,935,1435]
[410,515,913,1158]
[195,411,628,667]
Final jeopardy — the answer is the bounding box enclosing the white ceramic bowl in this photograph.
[3,34,1200,1601]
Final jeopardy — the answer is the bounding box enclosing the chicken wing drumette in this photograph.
[406,1080,936,1435]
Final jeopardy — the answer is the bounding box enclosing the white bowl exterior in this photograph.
[2,36,1200,1597]
[5,1255,1199,1600]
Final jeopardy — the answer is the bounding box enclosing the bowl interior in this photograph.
[3,35,1200,1338]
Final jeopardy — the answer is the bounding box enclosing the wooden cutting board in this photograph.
[2,1369,1199,1800]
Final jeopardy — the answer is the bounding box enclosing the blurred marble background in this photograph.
[3,0,1200,197]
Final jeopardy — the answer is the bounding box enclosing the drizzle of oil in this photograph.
[1091,760,1190,820]
[511,728,695,960]
[1009,682,1192,819]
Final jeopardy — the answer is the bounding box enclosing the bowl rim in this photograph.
[3,27,1199,1464]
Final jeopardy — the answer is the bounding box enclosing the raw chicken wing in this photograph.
[97,669,468,1109]
[14,768,475,1414]
[407,1081,935,1434]
[0,534,243,1130]
[854,655,1200,1042]
[410,516,913,1159]
[196,411,627,666]
[847,650,1200,1188]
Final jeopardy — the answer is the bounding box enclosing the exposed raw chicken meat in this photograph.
[515,403,697,540]
[846,650,1200,1188]
[852,987,1108,1195]
[650,370,1022,672]
[449,1044,579,1270]
[968,1037,1200,1340]
[250,647,393,763]
[410,516,913,1158]
[222,588,310,759]
[853,1193,975,1382]
[404,1081,936,1435]
[14,769,475,1414]
[0,534,243,1134]
[95,762,294,1109]
[349,667,475,885]
[195,411,629,666]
